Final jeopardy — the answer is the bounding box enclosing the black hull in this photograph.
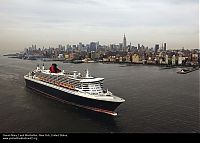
[25,79,122,114]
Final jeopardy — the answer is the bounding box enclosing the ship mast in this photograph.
[36,64,40,71]
[86,69,89,78]
[42,63,45,70]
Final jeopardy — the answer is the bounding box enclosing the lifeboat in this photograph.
[60,83,64,87]
[63,83,69,88]
[71,85,75,89]
[55,81,59,85]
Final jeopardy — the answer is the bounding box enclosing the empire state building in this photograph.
[123,34,127,51]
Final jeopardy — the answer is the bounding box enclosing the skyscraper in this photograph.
[164,43,167,51]
[155,44,159,53]
[119,43,123,51]
[123,34,127,51]
[88,42,97,52]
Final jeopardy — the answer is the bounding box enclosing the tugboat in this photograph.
[24,64,125,116]
[177,66,199,74]
[177,68,189,74]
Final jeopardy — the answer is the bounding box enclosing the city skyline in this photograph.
[0,0,198,54]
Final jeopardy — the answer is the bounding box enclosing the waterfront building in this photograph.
[165,55,169,65]
[69,53,76,60]
[109,56,116,62]
[90,51,96,60]
[58,54,64,59]
[103,58,109,62]
[125,55,131,62]
[155,44,159,53]
[159,58,163,64]
[132,54,140,63]
[64,54,69,60]
[191,54,198,63]
[172,55,176,65]
[178,55,183,65]
[119,57,123,62]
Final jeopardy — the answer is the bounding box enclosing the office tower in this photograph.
[164,43,167,51]
[155,44,159,53]
[123,34,127,51]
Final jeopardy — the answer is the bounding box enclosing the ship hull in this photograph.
[25,79,122,115]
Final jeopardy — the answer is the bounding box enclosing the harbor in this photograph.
[0,55,199,133]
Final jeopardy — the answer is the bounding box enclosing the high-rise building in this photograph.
[164,43,167,51]
[119,43,123,51]
[96,41,99,50]
[90,51,96,60]
[88,42,97,52]
[138,44,141,51]
[58,44,65,52]
[78,42,83,51]
[155,44,159,53]
[123,34,127,51]
[127,42,131,52]
[72,45,77,51]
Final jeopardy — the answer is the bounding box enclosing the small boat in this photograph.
[177,68,191,74]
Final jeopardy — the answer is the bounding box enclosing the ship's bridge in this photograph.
[66,69,105,95]
[79,78,104,83]
[77,79,104,95]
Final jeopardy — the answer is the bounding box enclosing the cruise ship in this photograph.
[24,64,125,116]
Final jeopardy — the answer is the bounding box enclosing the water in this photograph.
[0,55,199,133]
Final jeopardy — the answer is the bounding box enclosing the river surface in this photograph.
[0,55,199,133]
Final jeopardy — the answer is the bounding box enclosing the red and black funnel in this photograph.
[49,64,61,73]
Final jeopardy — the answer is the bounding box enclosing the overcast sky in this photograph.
[0,0,198,53]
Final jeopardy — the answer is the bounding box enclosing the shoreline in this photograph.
[3,53,199,68]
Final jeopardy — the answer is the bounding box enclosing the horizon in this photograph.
[0,0,199,54]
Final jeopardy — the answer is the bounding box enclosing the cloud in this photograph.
[0,0,198,51]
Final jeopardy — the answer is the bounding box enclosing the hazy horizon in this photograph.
[0,0,199,54]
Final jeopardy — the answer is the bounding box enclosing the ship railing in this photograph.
[36,75,76,90]
[56,82,75,90]
[38,75,57,84]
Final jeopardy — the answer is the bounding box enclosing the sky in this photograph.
[0,0,199,53]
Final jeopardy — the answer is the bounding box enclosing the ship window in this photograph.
[82,87,89,89]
